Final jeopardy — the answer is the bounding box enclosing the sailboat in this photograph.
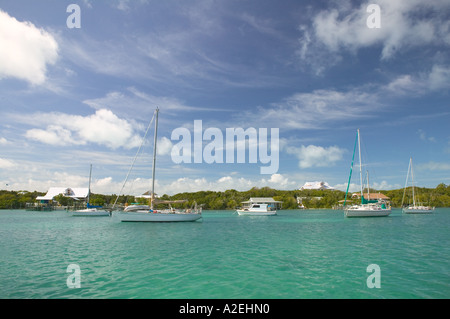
[402,157,434,214]
[343,129,391,217]
[117,108,202,222]
[72,164,111,216]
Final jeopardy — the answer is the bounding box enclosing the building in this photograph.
[351,192,390,200]
[300,181,334,190]
[36,187,89,202]
[241,197,283,210]
[27,187,89,211]
[140,191,162,199]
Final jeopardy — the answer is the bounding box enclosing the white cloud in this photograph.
[0,137,10,145]
[0,158,17,169]
[0,10,58,85]
[153,173,295,195]
[240,89,380,130]
[299,0,450,67]
[385,65,450,95]
[82,88,221,120]
[287,144,345,169]
[24,109,143,149]
[157,137,173,156]
[267,173,292,187]
[25,125,80,147]
[333,182,360,193]
[428,65,450,91]
[418,161,450,171]
[417,129,436,143]
[371,180,401,191]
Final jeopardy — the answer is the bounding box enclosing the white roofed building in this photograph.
[36,187,89,202]
[300,181,334,190]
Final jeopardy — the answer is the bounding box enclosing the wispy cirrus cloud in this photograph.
[0,158,17,169]
[385,65,450,95]
[418,161,450,171]
[238,88,381,131]
[82,87,227,122]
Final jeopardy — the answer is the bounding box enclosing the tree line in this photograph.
[1,183,450,210]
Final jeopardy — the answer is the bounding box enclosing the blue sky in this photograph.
[1,0,449,196]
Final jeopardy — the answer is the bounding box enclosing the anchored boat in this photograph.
[343,129,391,217]
[402,157,434,214]
[117,108,202,222]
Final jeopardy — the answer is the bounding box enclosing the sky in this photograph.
[1,0,449,196]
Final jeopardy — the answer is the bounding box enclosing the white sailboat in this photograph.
[72,164,111,216]
[343,129,391,217]
[117,108,202,222]
[402,157,434,214]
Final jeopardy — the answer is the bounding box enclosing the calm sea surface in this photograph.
[0,208,449,299]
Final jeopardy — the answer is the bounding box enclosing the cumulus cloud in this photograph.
[157,137,174,156]
[25,109,143,149]
[0,9,58,85]
[153,173,295,195]
[287,144,345,169]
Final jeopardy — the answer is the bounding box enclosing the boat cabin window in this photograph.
[252,205,260,208]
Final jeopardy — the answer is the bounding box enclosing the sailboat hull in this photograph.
[344,207,391,217]
[118,211,202,222]
[402,207,434,214]
[72,209,111,216]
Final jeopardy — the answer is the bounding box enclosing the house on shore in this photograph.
[27,187,89,211]
[351,192,390,201]
[300,181,335,191]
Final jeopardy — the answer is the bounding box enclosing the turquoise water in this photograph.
[0,208,449,299]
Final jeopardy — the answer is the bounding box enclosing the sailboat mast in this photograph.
[344,131,358,207]
[411,157,416,207]
[358,129,363,204]
[87,164,92,204]
[366,170,370,201]
[151,108,159,210]
[401,157,411,207]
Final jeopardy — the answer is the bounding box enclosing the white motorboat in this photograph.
[401,157,434,214]
[117,108,202,222]
[236,203,277,216]
[343,129,391,217]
